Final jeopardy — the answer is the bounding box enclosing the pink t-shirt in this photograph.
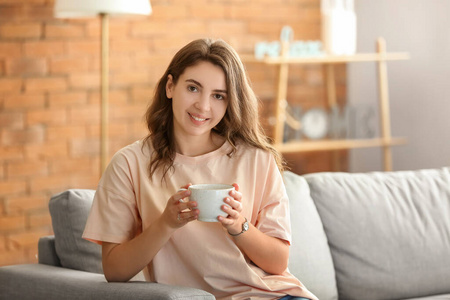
[83,140,317,300]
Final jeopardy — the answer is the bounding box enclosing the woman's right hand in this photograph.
[103,184,199,282]
[161,184,199,229]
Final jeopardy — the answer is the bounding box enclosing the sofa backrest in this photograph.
[49,189,102,274]
[284,171,338,300]
[305,167,450,300]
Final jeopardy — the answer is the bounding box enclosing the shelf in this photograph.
[241,37,409,171]
[275,137,407,153]
[240,52,410,65]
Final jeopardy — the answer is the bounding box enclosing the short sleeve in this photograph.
[83,151,142,245]
[254,154,292,244]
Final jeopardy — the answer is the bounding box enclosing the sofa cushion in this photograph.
[283,171,338,300]
[305,168,450,300]
[49,189,102,274]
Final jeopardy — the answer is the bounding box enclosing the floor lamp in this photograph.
[54,0,152,173]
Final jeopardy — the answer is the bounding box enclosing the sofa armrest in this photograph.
[38,235,61,267]
[0,264,215,300]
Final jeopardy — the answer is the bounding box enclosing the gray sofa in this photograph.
[1,168,450,300]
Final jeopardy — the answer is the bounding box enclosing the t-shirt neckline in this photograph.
[174,141,232,165]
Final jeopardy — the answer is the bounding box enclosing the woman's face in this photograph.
[166,61,228,141]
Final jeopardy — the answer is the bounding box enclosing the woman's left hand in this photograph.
[218,183,290,275]
[218,183,246,235]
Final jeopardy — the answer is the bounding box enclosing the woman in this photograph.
[83,38,317,300]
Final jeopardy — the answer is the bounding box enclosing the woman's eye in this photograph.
[213,94,225,100]
[188,85,198,92]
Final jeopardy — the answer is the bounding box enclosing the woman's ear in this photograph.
[166,74,174,99]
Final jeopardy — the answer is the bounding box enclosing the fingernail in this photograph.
[225,198,231,203]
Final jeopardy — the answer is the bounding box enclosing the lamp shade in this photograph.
[54,0,152,18]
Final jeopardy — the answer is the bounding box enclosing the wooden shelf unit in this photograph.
[241,52,409,65]
[276,137,407,153]
[242,37,410,171]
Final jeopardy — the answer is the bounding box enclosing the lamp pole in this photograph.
[100,13,109,173]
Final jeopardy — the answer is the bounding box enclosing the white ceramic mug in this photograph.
[185,184,234,222]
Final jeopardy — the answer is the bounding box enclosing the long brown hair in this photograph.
[144,38,284,180]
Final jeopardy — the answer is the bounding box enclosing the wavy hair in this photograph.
[144,38,285,181]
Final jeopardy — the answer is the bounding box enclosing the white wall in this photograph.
[348,0,450,172]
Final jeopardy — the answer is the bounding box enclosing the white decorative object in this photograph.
[254,26,323,59]
[301,108,329,140]
[321,0,356,55]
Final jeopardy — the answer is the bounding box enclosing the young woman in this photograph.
[83,38,317,300]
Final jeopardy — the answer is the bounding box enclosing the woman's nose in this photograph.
[195,94,211,112]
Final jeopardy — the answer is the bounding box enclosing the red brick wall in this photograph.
[0,0,344,266]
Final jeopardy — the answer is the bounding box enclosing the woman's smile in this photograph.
[188,112,209,124]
